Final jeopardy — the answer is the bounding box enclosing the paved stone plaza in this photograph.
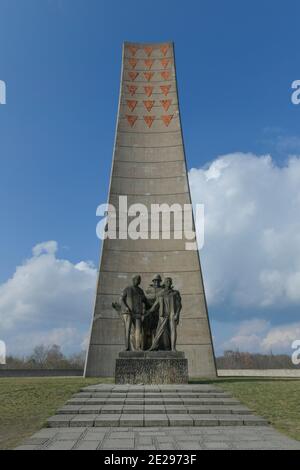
[15,384,300,450]
[15,425,300,450]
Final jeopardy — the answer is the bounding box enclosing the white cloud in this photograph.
[189,152,300,309]
[220,319,270,352]
[218,318,300,354]
[32,240,58,257]
[0,241,97,355]
[261,322,300,352]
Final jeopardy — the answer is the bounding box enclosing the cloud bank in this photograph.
[0,241,96,355]
[189,152,300,353]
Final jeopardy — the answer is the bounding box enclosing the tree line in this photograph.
[1,344,85,369]
[216,350,299,369]
[1,345,299,369]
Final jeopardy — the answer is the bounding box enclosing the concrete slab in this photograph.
[100,405,123,414]
[75,441,100,450]
[144,414,169,426]
[120,415,144,426]
[167,414,194,426]
[94,414,121,427]
[190,415,219,426]
[58,406,81,414]
[47,415,73,428]
[70,414,97,427]
[144,405,166,414]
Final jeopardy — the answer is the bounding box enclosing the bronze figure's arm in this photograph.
[120,289,131,314]
[174,292,182,324]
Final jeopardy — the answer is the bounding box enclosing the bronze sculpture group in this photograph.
[112,274,182,352]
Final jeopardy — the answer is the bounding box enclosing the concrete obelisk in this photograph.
[84,42,216,378]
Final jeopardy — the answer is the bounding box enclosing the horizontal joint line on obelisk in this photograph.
[93,316,207,320]
[114,159,184,163]
[117,128,180,134]
[123,55,174,60]
[122,92,177,96]
[115,144,183,149]
[120,103,178,107]
[123,68,175,73]
[120,108,178,112]
[123,80,176,84]
[90,343,130,346]
[105,234,195,239]
[120,111,179,116]
[174,343,213,346]
[103,249,196,254]
[99,269,201,274]
[100,271,200,276]
[111,174,186,180]
[110,191,189,196]
[89,343,211,346]
[96,292,203,296]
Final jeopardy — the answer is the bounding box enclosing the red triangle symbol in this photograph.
[160,99,172,111]
[126,115,138,127]
[126,100,138,112]
[143,100,155,112]
[160,44,169,56]
[128,58,138,69]
[161,58,170,69]
[144,46,153,57]
[144,72,154,82]
[144,59,154,69]
[128,71,139,81]
[143,115,155,128]
[127,45,138,56]
[127,85,138,96]
[161,71,171,81]
[160,85,171,96]
[144,86,153,97]
[161,114,173,127]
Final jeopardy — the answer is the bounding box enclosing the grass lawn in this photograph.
[192,377,300,442]
[0,377,113,450]
[0,376,299,449]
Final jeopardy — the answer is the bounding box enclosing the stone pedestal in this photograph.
[115,351,189,384]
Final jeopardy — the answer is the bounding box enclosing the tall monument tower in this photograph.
[85,42,216,378]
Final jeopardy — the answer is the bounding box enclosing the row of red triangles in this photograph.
[127,71,171,81]
[127,58,171,69]
[127,85,171,96]
[126,44,169,57]
[126,115,174,128]
[126,99,172,112]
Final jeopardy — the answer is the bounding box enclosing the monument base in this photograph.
[115,351,189,384]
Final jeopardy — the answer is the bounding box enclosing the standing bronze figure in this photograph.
[118,274,149,351]
[148,277,182,351]
[143,274,163,349]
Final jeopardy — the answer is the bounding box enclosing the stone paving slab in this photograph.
[66,397,240,406]
[58,404,252,416]
[73,391,232,398]
[81,385,222,392]
[16,426,300,450]
[47,413,267,427]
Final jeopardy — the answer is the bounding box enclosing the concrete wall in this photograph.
[218,369,300,378]
[0,369,84,378]
[84,42,217,378]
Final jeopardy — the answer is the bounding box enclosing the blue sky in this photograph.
[1,0,300,357]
